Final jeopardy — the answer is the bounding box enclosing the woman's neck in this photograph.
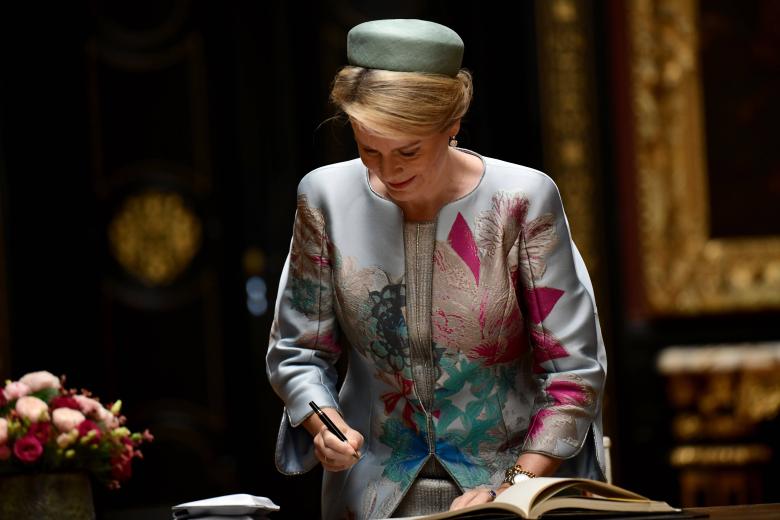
[396,149,483,221]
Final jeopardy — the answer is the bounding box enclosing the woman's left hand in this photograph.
[449,483,511,511]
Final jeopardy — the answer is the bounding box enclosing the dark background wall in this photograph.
[0,1,778,518]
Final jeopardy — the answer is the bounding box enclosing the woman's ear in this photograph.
[448,119,462,137]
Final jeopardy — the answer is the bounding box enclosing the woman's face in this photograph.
[351,121,458,203]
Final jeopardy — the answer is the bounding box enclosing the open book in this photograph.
[390,478,679,519]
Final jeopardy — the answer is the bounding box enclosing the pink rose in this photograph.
[74,395,119,427]
[52,407,86,432]
[19,371,61,392]
[0,388,6,407]
[15,396,50,422]
[0,418,7,444]
[3,381,31,400]
[28,422,51,444]
[0,445,10,460]
[73,395,102,416]
[13,434,43,463]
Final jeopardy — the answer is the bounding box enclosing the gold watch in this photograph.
[502,464,537,485]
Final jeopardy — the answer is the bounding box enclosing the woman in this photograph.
[267,19,607,520]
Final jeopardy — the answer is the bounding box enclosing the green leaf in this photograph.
[32,387,59,403]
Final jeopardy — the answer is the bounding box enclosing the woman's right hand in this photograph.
[304,407,364,472]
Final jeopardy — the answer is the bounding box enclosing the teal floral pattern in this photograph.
[367,283,409,372]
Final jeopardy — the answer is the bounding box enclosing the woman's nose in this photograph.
[380,156,402,175]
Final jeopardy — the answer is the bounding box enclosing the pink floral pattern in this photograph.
[529,329,570,374]
[525,287,565,324]
[432,191,566,369]
[525,374,595,452]
[546,379,594,407]
[448,213,481,284]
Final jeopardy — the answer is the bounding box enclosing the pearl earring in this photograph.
[449,136,458,147]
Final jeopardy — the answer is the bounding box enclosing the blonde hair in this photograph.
[329,66,473,137]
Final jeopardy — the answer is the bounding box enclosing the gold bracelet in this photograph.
[503,464,537,485]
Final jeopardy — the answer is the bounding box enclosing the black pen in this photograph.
[309,401,361,459]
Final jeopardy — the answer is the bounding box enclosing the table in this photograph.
[686,503,780,519]
[104,503,780,519]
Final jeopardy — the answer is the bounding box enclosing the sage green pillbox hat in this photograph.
[347,19,464,77]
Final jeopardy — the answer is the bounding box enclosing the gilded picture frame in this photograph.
[627,0,780,314]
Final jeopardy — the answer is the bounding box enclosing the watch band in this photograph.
[502,464,537,485]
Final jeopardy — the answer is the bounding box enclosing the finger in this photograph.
[460,492,481,508]
[467,490,493,506]
[318,427,340,448]
[325,438,360,460]
[345,429,364,456]
[316,428,349,456]
[449,492,475,511]
[321,451,354,472]
[318,442,357,468]
[313,426,330,451]
[318,443,346,463]
[318,450,346,470]
[318,428,350,453]
[453,490,492,510]
[448,496,464,511]
[314,433,347,465]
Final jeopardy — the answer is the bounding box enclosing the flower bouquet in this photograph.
[0,370,153,489]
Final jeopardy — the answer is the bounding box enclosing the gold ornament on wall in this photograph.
[108,190,202,286]
[535,0,602,281]
[627,0,780,313]
[658,343,779,506]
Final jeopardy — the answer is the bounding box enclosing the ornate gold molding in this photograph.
[670,445,772,467]
[535,0,602,281]
[658,343,780,442]
[627,0,780,314]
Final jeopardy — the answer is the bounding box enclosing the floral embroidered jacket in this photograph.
[266,152,607,520]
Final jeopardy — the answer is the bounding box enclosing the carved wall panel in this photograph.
[85,0,234,504]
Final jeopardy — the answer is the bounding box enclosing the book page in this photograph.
[384,478,675,520]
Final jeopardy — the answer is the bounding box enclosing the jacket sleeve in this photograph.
[517,174,607,461]
[266,188,342,474]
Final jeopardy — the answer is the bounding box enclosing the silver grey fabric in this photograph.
[392,458,461,516]
[394,221,460,516]
[404,220,437,412]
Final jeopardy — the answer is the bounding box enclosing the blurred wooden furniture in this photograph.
[686,503,780,519]
[657,343,780,507]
